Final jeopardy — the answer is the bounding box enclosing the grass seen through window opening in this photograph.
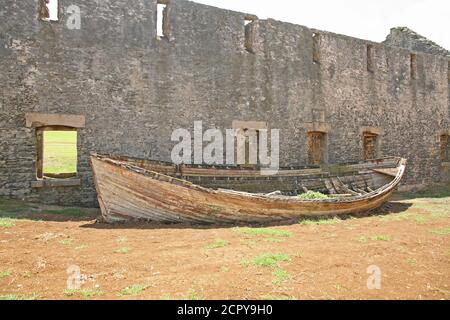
[43,131,77,175]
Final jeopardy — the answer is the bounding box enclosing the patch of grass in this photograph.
[116,236,127,244]
[0,293,38,300]
[22,271,33,279]
[43,131,77,174]
[0,198,33,215]
[431,227,450,236]
[205,239,228,249]
[185,289,203,301]
[118,284,149,297]
[244,253,291,268]
[114,247,131,254]
[236,227,293,238]
[64,288,104,299]
[63,289,78,297]
[357,236,368,243]
[299,217,341,226]
[371,235,391,241]
[272,268,291,285]
[45,208,90,218]
[75,244,88,250]
[298,191,329,200]
[80,289,104,299]
[161,293,173,300]
[220,266,230,273]
[260,295,296,300]
[407,258,417,266]
[59,239,73,246]
[0,270,12,278]
[0,217,16,228]
[401,185,450,199]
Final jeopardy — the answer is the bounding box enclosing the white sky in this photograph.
[193,0,450,50]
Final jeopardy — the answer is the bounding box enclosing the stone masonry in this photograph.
[0,0,449,207]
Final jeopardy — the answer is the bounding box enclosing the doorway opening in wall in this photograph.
[36,127,77,179]
[39,0,59,21]
[307,131,327,165]
[363,132,378,160]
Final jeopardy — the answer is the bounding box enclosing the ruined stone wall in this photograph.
[0,0,449,206]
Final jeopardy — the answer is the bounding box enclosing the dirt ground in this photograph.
[0,187,449,300]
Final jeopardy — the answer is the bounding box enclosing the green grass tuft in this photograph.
[272,268,291,285]
[0,218,16,228]
[59,239,73,246]
[114,247,131,254]
[185,289,203,301]
[118,284,149,297]
[0,293,38,300]
[0,271,12,278]
[244,253,291,268]
[205,239,228,249]
[236,227,293,238]
[431,227,450,236]
[370,235,391,241]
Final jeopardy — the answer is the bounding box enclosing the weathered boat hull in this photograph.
[90,155,407,224]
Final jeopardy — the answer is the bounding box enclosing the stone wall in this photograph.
[0,0,449,206]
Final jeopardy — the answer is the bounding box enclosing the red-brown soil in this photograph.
[0,191,449,300]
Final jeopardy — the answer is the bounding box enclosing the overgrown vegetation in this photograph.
[298,191,329,200]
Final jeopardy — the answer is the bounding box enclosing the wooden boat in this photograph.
[90,154,407,224]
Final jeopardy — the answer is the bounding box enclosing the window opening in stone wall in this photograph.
[36,127,78,179]
[307,131,326,165]
[367,44,375,73]
[244,17,256,53]
[440,134,449,163]
[363,132,378,160]
[410,53,418,80]
[157,1,169,39]
[39,0,58,21]
[312,33,321,63]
